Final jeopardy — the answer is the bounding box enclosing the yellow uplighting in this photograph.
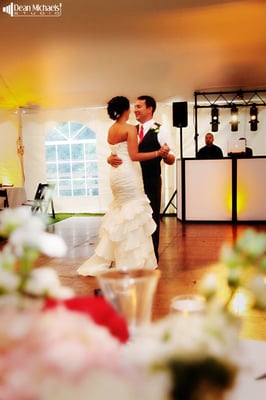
[236,185,247,215]
[0,162,23,186]
[225,184,247,215]
[225,189,232,213]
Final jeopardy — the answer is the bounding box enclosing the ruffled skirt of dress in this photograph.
[77,196,157,276]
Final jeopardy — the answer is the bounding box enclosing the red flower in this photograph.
[44,296,129,343]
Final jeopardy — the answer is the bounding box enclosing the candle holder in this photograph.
[170,294,206,316]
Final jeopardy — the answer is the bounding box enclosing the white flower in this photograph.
[150,123,160,134]
[236,228,266,257]
[39,232,67,257]
[247,274,266,309]
[9,225,67,258]
[126,312,239,367]
[0,244,17,270]
[0,268,20,293]
[24,267,74,299]
[0,207,67,259]
[203,229,266,312]
[0,207,70,300]
[199,273,218,300]
[0,207,46,237]
[48,285,75,300]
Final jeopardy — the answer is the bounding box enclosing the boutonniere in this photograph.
[150,123,160,134]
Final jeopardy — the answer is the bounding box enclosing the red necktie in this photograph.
[139,125,144,141]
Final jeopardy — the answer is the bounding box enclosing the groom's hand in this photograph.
[107,154,123,168]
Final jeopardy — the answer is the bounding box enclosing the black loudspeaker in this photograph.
[172,102,188,127]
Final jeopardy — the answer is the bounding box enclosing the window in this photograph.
[45,121,98,196]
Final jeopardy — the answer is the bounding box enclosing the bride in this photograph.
[77,96,169,276]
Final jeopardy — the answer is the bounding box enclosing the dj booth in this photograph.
[176,156,266,222]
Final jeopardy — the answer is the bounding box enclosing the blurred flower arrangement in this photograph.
[0,207,73,300]
[0,207,138,400]
[0,301,131,400]
[125,229,266,400]
[125,311,240,400]
[200,228,266,311]
[0,208,265,400]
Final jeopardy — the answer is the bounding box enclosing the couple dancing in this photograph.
[78,95,175,277]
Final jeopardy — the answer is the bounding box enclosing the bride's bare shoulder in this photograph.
[127,123,137,133]
[108,122,135,144]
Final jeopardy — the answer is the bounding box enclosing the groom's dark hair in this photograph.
[137,95,156,114]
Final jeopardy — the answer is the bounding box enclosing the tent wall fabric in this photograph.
[0,111,24,187]
[21,104,178,213]
[1,103,266,214]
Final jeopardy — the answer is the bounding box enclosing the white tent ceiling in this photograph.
[0,0,266,110]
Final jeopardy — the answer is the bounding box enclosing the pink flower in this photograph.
[0,306,127,399]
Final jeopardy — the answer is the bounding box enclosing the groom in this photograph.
[108,95,175,262]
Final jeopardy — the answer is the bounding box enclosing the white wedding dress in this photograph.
[77,141,157,276]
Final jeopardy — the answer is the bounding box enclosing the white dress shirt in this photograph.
[141,119,175,155]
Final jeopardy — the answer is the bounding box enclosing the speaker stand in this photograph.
[161,125,183,219]
[179,125,183,159]
[161,189,177,218]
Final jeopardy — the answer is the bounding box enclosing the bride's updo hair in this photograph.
[107,96,130,120]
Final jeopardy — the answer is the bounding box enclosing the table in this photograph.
[3,186,27,208]
[176,156,266,222]
[226,339,266,400]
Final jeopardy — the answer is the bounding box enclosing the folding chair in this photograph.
[24,183,56,218]
[0,189,9,210]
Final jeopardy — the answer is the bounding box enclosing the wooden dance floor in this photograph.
[42,216,266,341]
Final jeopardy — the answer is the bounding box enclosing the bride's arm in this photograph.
[127,125,168,161]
